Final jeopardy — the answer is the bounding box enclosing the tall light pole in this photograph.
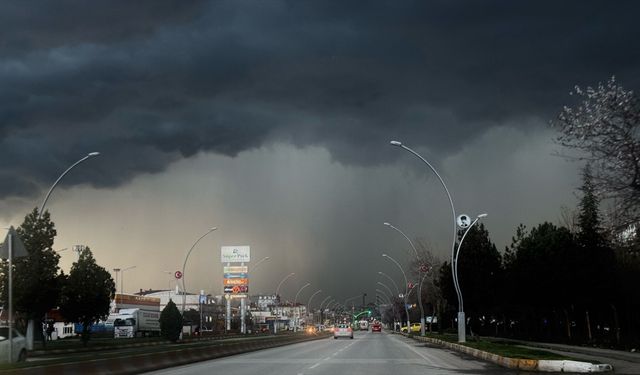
[275,272,296,298]
[293,282,311,332]
[181,227,218,313]
[318,296,332,325]
[454,213,488,315]
[378,271,400,296]
[382,253,410,332]
[38,152,100,219]
[120,265,136,295]
[306,289,322,328]
[384,221,427,336]
[113,268,121,296]
[391,140,466,342]
[273,272,295,334]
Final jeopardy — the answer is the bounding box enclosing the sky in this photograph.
[1,0,639,305]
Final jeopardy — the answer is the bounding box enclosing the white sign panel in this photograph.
[221,246,251,263]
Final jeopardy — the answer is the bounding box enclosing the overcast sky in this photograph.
[1,1,639,304]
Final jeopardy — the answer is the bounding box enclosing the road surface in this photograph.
[145,331,518,375]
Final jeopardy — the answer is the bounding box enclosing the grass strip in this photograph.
[419,333,569,360]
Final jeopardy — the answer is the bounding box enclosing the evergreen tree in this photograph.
[59,247,115,346]
[0,208,61,347]
[160,299,183,342]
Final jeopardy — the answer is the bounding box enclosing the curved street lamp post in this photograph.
[273,273,295,334]
[384,222,427,336]
[391,140,467,342]
[383,253,411,333]
[293,282,311,332]
[181,227,218,313]
[38,152,101,219]
[306,290,322,327]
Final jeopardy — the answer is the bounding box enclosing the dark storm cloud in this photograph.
[1,0,639,198]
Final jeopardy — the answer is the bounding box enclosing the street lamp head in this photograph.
[383,222,390,226]
[477,213,488,218]
[382,253,388,257]
[210,227,218,231]
[265,256,270,260]
[390,140,402,147]
[88,152,100,157]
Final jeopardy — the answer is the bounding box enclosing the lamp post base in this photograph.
[457,311,466,343]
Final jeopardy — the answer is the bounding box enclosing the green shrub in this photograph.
[160,299,183,342]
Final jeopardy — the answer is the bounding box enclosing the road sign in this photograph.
[224,266,248,273]
[420,264,430,273]
[407,282,414,289]
[224,285,249,294]
[224,273,248,279]
[221,246,250,263]
[0,227,28,259]
[224,278,248,286]
[457,214,471,229]
[174,271,182,279]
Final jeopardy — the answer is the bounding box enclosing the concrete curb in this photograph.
[398,332,613,373]
[3,333,330,374]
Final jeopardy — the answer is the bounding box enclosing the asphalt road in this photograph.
[145,331,519,375]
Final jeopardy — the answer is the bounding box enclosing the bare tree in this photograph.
[554,76,640,230]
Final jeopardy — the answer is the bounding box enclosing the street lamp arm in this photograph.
[384,222,420,262]
[307,290,322,309]
[378,271,400,296]
[382,254,408,295]
[252,256,271,272]
[376,282,394,299]
[39,152,100,219]
[275,273,296,297]
[294,282,311,304]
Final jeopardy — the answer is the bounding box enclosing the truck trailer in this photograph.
[111,308,161,338]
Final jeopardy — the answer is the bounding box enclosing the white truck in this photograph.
[110,308,161,338]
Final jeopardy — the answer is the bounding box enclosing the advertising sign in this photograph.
[224,278,249,286]
[221,246,251,263]
[224,273,248,279]
[224,285,249,294]
[224,266,248,273]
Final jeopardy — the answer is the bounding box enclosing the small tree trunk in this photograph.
[611,304,620,345]
[82,322,91,347]
[585,310,592,341]
[563,308,572,341]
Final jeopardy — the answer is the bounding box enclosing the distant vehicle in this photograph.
[371,322,382,332]
[359,320,369,331]
[400,323,422,333]
[0,327,27,363]
[112,308,160,338]
[334,323,353,339]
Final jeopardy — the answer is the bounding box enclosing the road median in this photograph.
[2,333,331,374]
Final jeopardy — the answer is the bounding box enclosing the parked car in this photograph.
[0,327,27,363]
[333,323,353,339]
[371,322,382,332]
[400,323,422,333]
